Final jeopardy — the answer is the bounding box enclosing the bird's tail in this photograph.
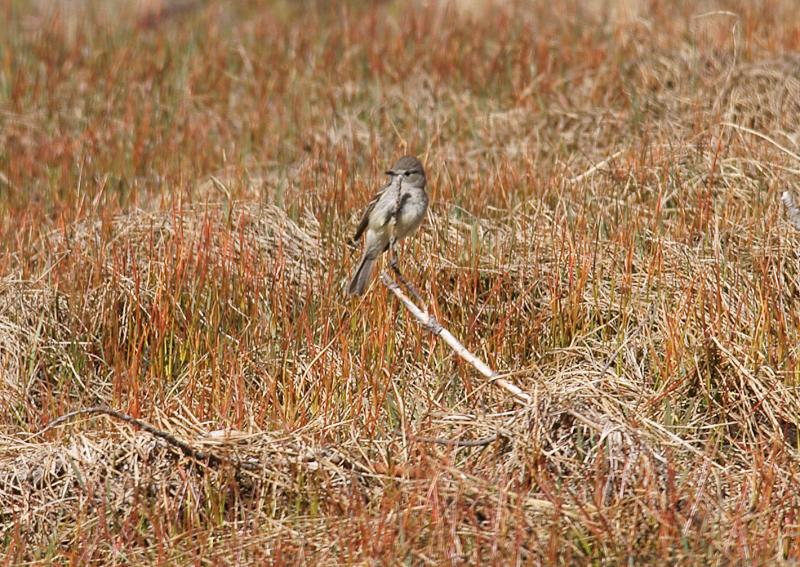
[347,255,377,296]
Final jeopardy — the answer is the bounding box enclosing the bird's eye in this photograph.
[404,171,411,176]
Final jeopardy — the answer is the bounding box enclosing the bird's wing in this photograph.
[351,179,392,243]
[783,191,800,231]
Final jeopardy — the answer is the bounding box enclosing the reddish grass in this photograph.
[2,0,800,564]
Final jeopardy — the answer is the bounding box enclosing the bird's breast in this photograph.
[395,188,428,236]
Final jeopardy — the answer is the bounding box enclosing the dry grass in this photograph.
[2,0,800,563]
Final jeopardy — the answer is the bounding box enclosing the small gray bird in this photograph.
[347,156,429,296]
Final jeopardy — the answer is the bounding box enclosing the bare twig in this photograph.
[411,433,500,447]
[568,149,625,184]
[37,407,259,470]
[379,272,532,405]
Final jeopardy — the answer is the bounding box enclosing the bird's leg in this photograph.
[389,258,427,307]
[388,177,402,269]
[389,236,399,269]
[385,176,428,306]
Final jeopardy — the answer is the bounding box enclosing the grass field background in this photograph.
[2,0,800,563]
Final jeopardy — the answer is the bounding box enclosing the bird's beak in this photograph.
[385,169,396,176]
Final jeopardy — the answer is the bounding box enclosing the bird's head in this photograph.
[386,155,426,188]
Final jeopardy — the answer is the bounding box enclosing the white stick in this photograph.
[568,150,625,184]
[379,272,532,405]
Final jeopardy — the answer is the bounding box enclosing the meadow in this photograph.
[2,0,800,563]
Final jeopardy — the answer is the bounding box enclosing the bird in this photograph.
[347,155,429,296]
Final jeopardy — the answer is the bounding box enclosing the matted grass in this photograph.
[2,0,800,563]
